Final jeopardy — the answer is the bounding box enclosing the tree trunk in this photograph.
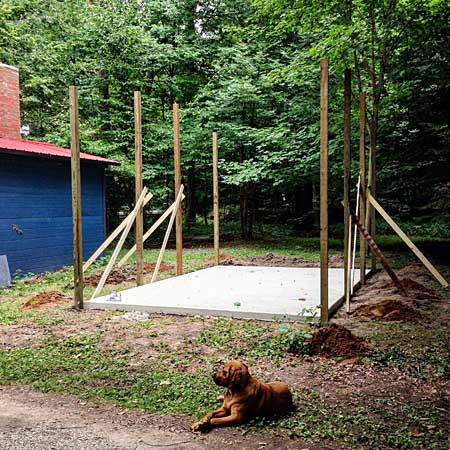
[312,179,320,229]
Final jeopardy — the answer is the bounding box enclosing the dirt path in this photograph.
[0,386,318,450]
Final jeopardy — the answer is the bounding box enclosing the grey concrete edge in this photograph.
[84,300,319,323]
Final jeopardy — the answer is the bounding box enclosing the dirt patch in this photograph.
[84,262,173,286]
[0,386,316,450]
[203,253,235,264]
[207,252,344,268]
[352,299,422,322]
[22,291,71,309]
[23,275,45,285]
[309,324,369,358]
[399,277,440,301]
[345,270,440,323]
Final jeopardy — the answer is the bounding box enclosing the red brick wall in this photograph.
[0,64,21,139]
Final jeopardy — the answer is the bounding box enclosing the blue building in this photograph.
[0,63,118,276]
[0,138,118,276]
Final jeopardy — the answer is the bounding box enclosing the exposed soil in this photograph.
[203,253,235,264]
[0,386,318,450]
[333,263,444,329]
[2,255,449,449]
[352,299,422,322]
[22,291,71,309]
[205,252,344,268]
[309,324,369,359]
[23,274,45,285]
[84,262,174,286]
[395,277,440,301]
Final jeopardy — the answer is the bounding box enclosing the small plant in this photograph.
[275,325,312,355]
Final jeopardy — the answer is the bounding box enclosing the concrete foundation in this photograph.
[85,266,361,322]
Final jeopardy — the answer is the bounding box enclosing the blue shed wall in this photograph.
[0,154,106,276]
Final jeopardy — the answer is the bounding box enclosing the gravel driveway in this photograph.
[0,386,315,450]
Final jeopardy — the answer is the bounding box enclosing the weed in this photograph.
[275,325,312,355]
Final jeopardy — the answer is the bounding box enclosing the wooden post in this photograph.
[320,59,329,326]
[351,177,361,295]
[91,187,148,299]
[213,131,220,265]
[369,122,376,271]
[359,92,366,284]
[343,69,351,310]
[83,192,153,272]
[346,202,407,297]
[367,192,449,288]
[173,103,183,276]
[134,91,144,286]
[69,85,83,310]
[346,215,352,312]
[151,186,185,283]
[118,194,185,267]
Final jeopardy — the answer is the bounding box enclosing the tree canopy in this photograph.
[1,0,449,237]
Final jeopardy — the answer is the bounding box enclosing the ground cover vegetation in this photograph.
[1,0,449,239]
[0,240,449,449]
[1,1,450,448]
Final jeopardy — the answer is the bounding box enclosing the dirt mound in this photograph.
[352,299,422,322]
[23,275,45,285]
[204,253,344,268]
[397,263,428,277]
[243,253,343,267]
[203,253,236,264]
[23,291,70,309]
[309,324,368,358]
[401,277,440,301]
[84,262,174,286]
[381,277,440,301]
[243,253,314,266]
[84,269,128,285]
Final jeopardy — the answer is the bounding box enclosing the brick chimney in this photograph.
[0,63,21,140]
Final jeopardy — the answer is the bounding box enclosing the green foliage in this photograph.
[0,0,448,234]
[197,318,312,361]
[0,334,221,415]
[275,325,312,355]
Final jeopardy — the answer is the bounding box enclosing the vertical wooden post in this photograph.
[134,91,144,286]
[69,85,83,309]
[320,59,329,326]
[212,131,220,265]
[173,103,183,275]
[343,69,351,311]
[369,123,376,271]
[359,92,366,284]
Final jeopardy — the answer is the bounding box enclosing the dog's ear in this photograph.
[230,366,243,387]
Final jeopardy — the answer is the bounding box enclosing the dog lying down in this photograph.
[191,360,294,432]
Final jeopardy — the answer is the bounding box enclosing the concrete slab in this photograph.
[85,266,361,322]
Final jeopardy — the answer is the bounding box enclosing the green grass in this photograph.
[1,236,449,449]
[196,318,312,362]
[0,334,221,416]
[260,400,448,449]
[2,333,447,450]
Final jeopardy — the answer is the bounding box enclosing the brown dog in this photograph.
[191,360,294,432]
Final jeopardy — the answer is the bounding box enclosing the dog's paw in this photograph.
[191,420,210,433]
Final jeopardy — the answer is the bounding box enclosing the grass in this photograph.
[366,319,450,380]
[1,235,449,449]
[0,334,221,415]
[1,333,447,450]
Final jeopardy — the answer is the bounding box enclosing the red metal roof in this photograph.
[0,137,119,165]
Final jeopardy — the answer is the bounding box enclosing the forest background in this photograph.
[1,0,449,240]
